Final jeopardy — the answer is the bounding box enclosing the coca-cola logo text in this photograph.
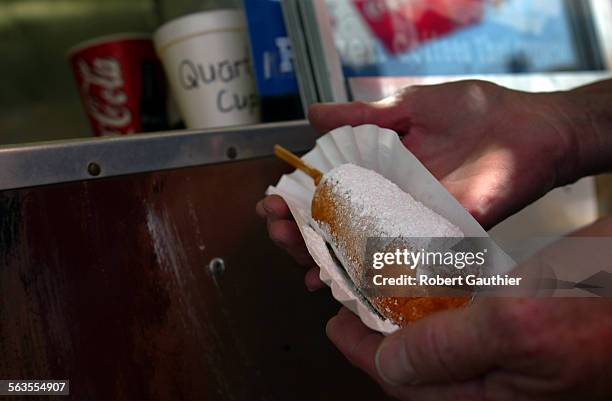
[77,57,133,134]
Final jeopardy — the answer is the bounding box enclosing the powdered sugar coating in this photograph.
[321,163,463,238]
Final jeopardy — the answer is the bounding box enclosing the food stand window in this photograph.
[283,0,611,103]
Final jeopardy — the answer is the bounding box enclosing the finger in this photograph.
[326,309,489,401]
[375,303,497,386]
[305,267,325,291]
[267,219,302,247]
[268,220,314,266]
[389,380,488,401]
[308,97,410,134]
[440,169,502,230]
[261,195,293,221]
[255,199,266,219]
[326,307,386,385]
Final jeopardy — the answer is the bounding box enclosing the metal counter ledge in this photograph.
[0,120,317,191]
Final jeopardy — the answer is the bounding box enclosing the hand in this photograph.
[327,299,612,401]
[309,80,577,229]
[256,80,612,400]
[255,194,325,291]
[326,217,612,401]
[257,80,578,290]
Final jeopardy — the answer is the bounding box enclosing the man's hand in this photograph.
[257,80,580,290]
[309,80,579,228]
[256,80,612,400]
[328,216,612,401]
[327,298,612,401]
[255,194,324,291]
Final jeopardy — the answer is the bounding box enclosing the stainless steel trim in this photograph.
[0,120,317,191]
[590,0,612,69]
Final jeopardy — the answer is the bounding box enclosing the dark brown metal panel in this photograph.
[0,157,387,400]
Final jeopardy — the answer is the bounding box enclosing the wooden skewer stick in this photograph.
[274,145,323,185]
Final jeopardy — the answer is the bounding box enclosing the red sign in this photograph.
[69,35,167,136]
[353,0,485,54]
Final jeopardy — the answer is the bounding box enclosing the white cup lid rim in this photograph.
[154,9,245,50]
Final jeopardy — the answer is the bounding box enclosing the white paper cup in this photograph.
[154,9,259,129]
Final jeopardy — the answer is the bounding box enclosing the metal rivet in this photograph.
[208,257,225,276]
[226,147,237,160]
[87,162,101,176]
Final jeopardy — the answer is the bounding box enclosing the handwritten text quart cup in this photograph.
[154,10,260,129]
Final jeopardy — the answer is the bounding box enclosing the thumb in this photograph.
[375,302,497,385]
[308,97,410,133]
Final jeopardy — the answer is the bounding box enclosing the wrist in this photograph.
[546,89,612,185]
[513,90,582,188]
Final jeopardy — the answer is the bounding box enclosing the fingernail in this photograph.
[325,315,339,338]
[271,237,286,249]
[375,334,416,386]
[307,103,329,119]
[262,199,273,214]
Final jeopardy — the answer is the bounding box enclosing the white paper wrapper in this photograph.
[267,125,514,335]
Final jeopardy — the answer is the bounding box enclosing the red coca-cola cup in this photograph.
[68,34,168,136]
